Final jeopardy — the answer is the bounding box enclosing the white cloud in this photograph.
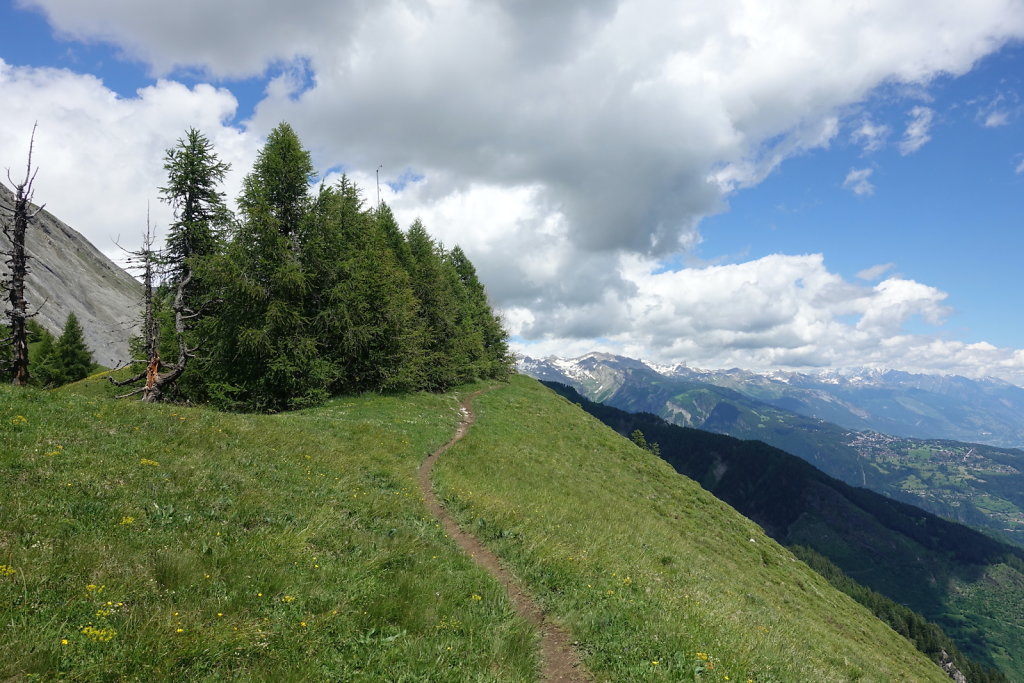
[18,0,1024,259]
[0,59,257,261]
[6,1,1024,382]
[974,91,1019,127]
[899,106,934,155]
[856,263,896,281]
[851,118,889,152]
[513,254,1024,384]
[843,167,875,196]
[1017,157,1024,174]
[984,110,1010,127]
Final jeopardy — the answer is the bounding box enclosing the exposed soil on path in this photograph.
[418,388,590,683]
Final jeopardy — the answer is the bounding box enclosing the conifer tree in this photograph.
[161,128,231,285]
[2,125,43,386]
[27,319,56,386]
[198,122,328,410]
[308,178,424,393]
[405,220,474,389]
[448,245,513,378]
[35,313,92,387]
[114,130,231,402]
[375,202,413,271]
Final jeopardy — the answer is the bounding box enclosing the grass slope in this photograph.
[0,377,535,681]
[1,374,946,681]
[544,380,1024,680]
[434,376,948,682]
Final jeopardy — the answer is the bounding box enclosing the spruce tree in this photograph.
[35,313,92,387]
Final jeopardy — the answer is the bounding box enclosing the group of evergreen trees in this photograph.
[0,316,94,388]
[134,123,512,411]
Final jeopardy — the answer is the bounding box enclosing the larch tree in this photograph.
[198,122,327,410]
[405,220,468,390]
[448,245,514,378]
[309,177,424,393]
[36,313,93,387]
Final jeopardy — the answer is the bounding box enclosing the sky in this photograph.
[1,0,1024,381]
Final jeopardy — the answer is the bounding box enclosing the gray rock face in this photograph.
[1,182,141,368]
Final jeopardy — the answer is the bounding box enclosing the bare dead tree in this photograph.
[1,123,44,386]
[109,209,163,399]
[109,209,203,402]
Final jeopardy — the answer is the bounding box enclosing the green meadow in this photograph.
[1,373,948,681]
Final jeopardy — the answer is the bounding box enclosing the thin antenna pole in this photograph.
[376,164,382,211]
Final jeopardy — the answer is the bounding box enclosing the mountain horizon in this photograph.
[519,350,1024,448]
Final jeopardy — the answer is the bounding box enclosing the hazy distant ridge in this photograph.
[520,352,1024,448]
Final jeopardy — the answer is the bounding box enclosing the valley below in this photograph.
[521,352,1024,547]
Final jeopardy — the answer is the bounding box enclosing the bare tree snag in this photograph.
[109,214,197,402]
[2,123,44,386]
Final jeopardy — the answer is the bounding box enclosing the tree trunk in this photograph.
[3,125,41,386]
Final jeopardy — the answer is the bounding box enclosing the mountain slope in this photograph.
[543,380,1024,680]
[1,182,140,367]
[675,366,1024,448]
[522,353,1024,448]
[0,375,949,681]
[522,353,1024,544]
[434,375,952,681]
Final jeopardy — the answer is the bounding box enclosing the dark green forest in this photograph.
[119,123,512,410]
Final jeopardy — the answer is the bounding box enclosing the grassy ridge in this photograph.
[543,379,1024,680]
[0,378,535,681]
[2,373,949,681]
[434,376,948,682]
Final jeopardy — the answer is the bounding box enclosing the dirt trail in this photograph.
[418,388,590,682]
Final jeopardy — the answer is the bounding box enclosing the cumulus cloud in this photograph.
[843,167,875,196]
[18,0,1024,257]
[0,59,257,261]
[899,106,935,154]
[6,0,1024,380]
[512,254,1024,383]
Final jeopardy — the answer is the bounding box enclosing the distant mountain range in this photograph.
[520,352,1024,544]
[1,182,140,367]
[521,352,1024,447]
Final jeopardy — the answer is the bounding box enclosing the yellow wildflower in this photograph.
[80,625,116,642]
